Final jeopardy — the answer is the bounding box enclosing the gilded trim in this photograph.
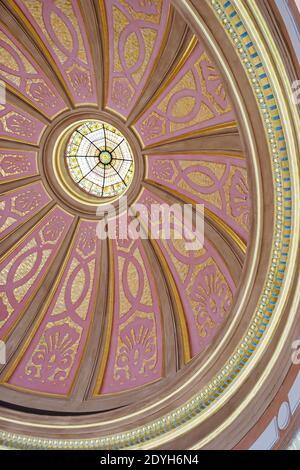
[93,238,115,394]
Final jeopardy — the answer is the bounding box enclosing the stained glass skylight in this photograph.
[65,120,134,198]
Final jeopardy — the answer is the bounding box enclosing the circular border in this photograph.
[56,120,135,202]
[41,110,144,217]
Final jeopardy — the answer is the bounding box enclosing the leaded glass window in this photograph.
[65,121,134,198]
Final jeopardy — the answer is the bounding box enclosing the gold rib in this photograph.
[133,121,238,150]
[144,150,244,158]
[144,179,247,255]
[0,203,58,265]
[0,176,43,195]
[0,206,74,342]
[126,3,174,123]
[141,238,167,375]
[98,0,109,110]
[69,223,104,399]
[93,238,115,394]
[2,217,80,394]
[77,0,101,108]
[0,176,50,245]
[130,202,191,364]
[0,134,44,147]
[0,200,53,246]
[5,84,62,122]
[205,207,247,254]
[149,239,191,364]
[8,1,75,106]
[131,35,198,126]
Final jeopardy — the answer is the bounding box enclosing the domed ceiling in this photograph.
[0,0,299,451]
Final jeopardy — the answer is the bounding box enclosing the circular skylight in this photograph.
[65,120,134,198]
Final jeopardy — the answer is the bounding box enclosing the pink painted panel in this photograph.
[0,150,38,183]
[15,0,97,106]
[101,230,163,393]
[0,181,51,240]
[0,22,66,117]
[0,103,45,144]
[146,154,250,242]
[136,189,236,357]
[134,42,235,146]
[9,221,101,395]
[0,206,73,338]
[105,0,170,118]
